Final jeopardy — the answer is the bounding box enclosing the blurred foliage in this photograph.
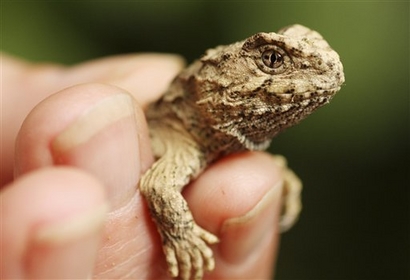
[2,1,409,279]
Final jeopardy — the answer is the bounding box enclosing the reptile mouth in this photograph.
[275,86,341,101]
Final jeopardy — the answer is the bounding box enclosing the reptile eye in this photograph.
[262,49,284,68]
[254,45,290,74]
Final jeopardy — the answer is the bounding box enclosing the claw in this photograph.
[162,225,218,280]
[164,244,179,277]
[192,248,204,280]
[194,225,219,244]
[203,250,215,272]
[177,246,191,280]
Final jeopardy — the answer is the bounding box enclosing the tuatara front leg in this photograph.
[139,121,219,280]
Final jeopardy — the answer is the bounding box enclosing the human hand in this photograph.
[1,53,284,279]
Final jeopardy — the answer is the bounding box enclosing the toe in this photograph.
[164,244,179,277]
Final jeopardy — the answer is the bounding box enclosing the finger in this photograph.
[184,151,283,279]
[1,54,58,186]
[0,167,108,279]
[2,53,183,186]
[14,83,168,279]
[65,53,185,106]
[15,83,153,209]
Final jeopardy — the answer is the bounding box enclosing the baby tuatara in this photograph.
[139,24,344,280]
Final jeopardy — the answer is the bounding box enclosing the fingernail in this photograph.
[34,203,109,244]
[220,180,283,264]
[50,93,143,209]
[51,93,135,154]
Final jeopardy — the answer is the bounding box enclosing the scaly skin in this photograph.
[139,24,344,280]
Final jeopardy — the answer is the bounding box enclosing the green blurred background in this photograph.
[2,1,409,279]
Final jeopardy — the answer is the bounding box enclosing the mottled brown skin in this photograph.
[140,24,344,280]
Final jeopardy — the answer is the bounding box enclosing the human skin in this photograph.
[1,53,283,279]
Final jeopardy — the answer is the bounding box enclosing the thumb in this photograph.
[0,167,108,278]
[185,152,284,279]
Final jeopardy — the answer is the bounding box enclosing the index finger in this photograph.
[2,53,184,185]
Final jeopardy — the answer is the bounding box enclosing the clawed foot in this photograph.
[162,224,219,280]
[273,155,303,232]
